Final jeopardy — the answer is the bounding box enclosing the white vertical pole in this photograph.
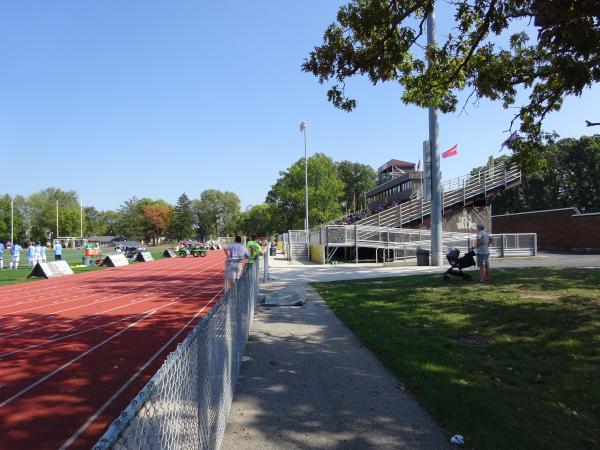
[56,200,59,239]
[428,6,443,266]
[10,198,14,244]
[300,121,309,249]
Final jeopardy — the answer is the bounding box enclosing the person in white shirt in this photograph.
[10,243,22,269]
[34,242,42,264]
[475,223,493,283]
[224,235,248,289]
[27,243,36,268]
[41,244,47,263]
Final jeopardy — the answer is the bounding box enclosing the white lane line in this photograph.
[0,259,224,339]
[0,260,176,305]
[0,309,159,409]
[58,289,223,449]
[0,274,223,343]
[0,286,222,359]
[0,254,204,308]
[0,257,205,314]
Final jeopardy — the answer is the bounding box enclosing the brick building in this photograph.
[492,208,600,252]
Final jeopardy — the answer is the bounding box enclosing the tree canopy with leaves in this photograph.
[336,160,377,210]
[192,190,241,239]
[303,0,600,170]
[489,134,600,213]
[169,193,194,241]
[267,153,344,230]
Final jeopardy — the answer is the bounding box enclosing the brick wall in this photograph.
[492,208,600,252]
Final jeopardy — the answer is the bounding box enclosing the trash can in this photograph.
[416,249,430,266]
[270,245,277,256]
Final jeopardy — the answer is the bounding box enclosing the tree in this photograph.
[302,0,600,171]
[193,190,241,239]
[239,203,278,237]
[143,204,173,245]
[267,153,344,230]
[336,161,377,211]
[26,188,80,241]
[114,197,145,240]
[490,135,600,213]
[169,193,194,241]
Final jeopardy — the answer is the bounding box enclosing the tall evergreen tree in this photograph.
[169,193,194,241]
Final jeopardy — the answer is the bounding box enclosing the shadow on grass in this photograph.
[313,267,600,450]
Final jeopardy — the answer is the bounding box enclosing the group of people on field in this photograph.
[0,241,63,270]
[223,235,263,289]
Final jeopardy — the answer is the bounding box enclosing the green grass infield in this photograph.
[313,268,600,450]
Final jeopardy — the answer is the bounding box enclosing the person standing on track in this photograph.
[10,242,22,269]
[0,241,4,269]
[54,241,62,261]
[224,235,248,289]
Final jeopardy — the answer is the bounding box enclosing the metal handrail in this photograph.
[359,164,521,228]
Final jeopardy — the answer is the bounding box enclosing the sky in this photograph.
[1,1,598,211]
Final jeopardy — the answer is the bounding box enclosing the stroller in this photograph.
[443,248,476,281]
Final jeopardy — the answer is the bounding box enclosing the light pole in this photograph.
[299,122,309,241]
[10,197,14,244]
[427,6,443,266]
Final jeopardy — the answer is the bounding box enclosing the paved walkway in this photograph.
[221,284,452,450]
[221,251,600,449]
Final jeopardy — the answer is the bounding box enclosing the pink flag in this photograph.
[442,144,458,159]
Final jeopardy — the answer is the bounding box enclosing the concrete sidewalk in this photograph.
[220,283,451,450]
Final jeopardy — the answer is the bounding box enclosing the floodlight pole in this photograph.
[427,6,443,266]
[10,198,14,244]
[80,200,83,238]
[300,122,309,240]
[56,200,59,240]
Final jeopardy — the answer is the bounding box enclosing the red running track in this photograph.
[0,251,227,450]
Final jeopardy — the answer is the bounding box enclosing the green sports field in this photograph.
[0,247,170,287]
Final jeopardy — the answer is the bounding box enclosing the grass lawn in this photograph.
[313,268,600,450]
[0,246,171,287]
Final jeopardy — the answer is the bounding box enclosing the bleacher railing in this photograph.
[94,261,259,450]
[308,224,537,258]
[358,164,521,228]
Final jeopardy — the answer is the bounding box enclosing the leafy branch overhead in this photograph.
[302,0,600,170]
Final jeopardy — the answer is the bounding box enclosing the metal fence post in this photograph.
[355,224,359,263]
[263,248,269,283]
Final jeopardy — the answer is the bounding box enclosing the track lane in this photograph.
[0,258,224,340]
[0,251,228,450]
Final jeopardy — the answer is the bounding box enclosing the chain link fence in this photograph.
[94,261,259,450]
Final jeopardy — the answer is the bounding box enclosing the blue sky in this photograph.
[1,1,598,211]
